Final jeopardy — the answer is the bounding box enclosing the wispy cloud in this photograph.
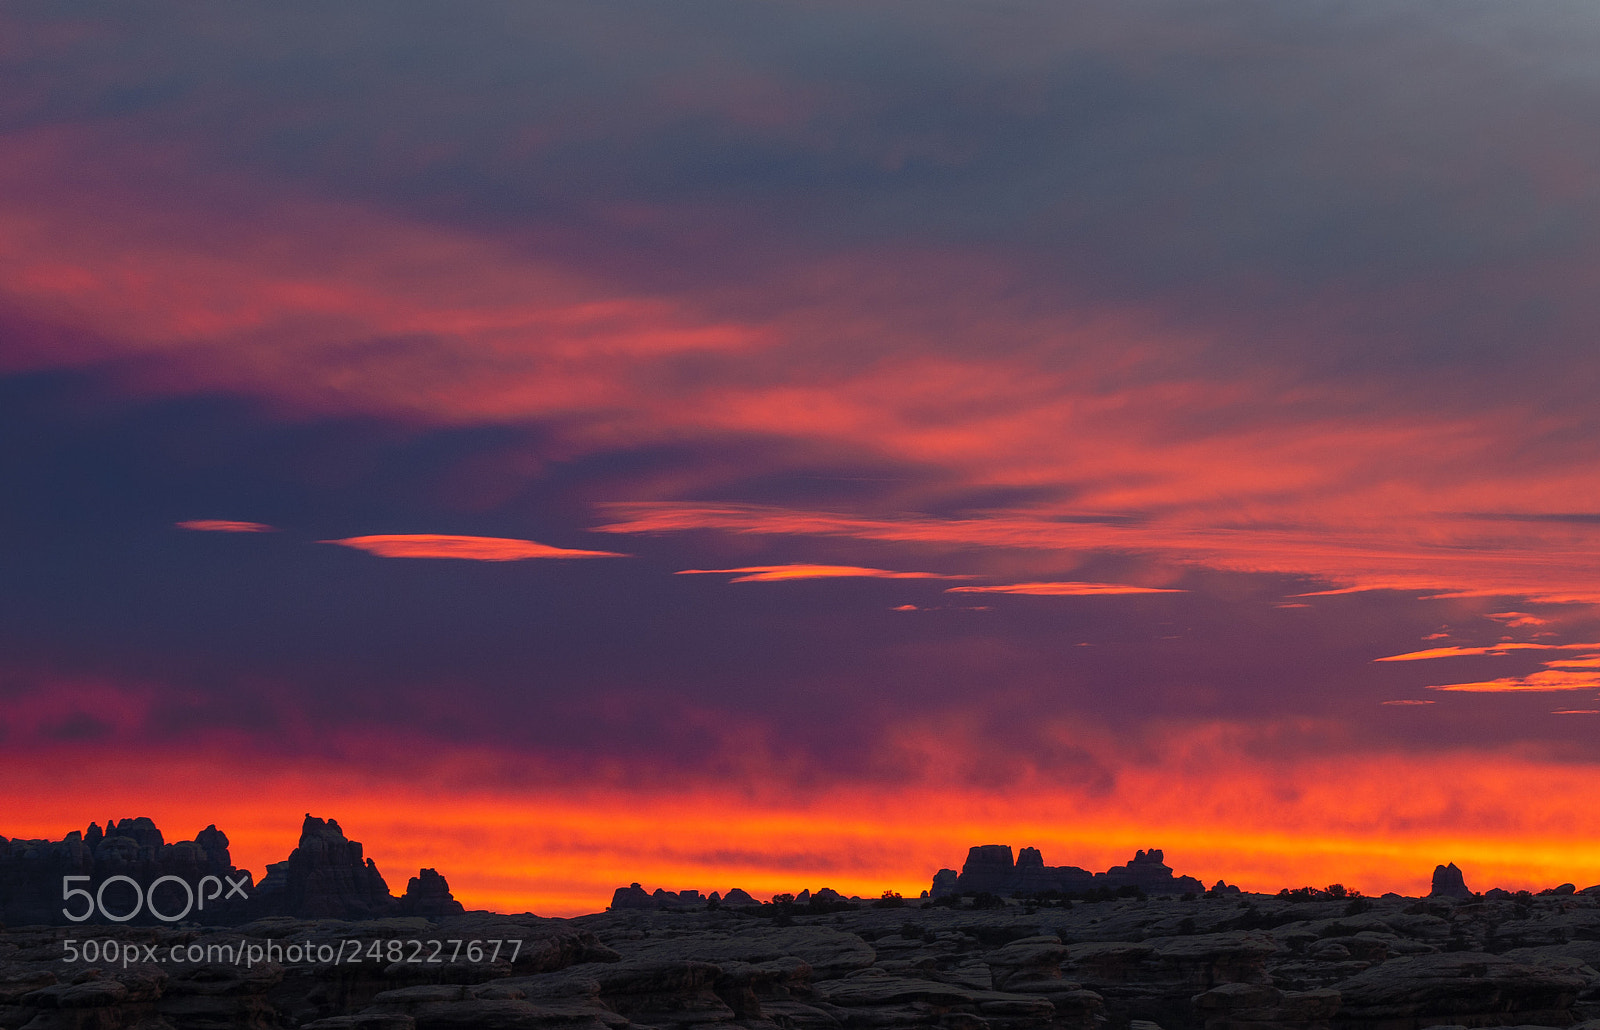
[1548,657,1600,670]
[1488,611,1548,628]
[676,564,968,583]
[1374,643,1600,662]
[176,519,277,533]
[946,582,1183,597]
[323,535,627,561]
[595,502,1600,605]
[1428,669,1600,693]
[1388,642,1600,693]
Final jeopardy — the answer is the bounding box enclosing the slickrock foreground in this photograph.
[8,890,1600,1029]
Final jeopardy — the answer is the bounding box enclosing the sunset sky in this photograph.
[8,1,1600,916]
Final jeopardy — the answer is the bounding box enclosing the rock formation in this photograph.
[255,814,399,920]
[1,814,466,925]
[399,867,466,918]
[0,819,251,926]
[931,845,1205,898]
[1429,861,1472,899]
[610,884,828,911]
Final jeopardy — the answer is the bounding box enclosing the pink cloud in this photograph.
[1488,611,1548,628]
[945,581,1184,597]
[322,535,627,561]
[176,519,277,533]
[675,564,969,583]
[11,125,1600,609]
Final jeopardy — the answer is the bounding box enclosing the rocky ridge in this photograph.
[931,847,1205,901]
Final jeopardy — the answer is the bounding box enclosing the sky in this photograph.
[7,0,1600,915]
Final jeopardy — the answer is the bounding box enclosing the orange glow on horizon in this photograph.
[11,735,1600,917]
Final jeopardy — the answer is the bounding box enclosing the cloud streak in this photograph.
[676,564,969,583]
[1427,670,1600,693]
[176,519,277,533]
[1373,644,1591,662]
[946,582,1183,597]
[322,535,627,561]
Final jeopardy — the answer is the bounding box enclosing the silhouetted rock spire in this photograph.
[1430,862,1472,899]
[399,867,465,917]
[255,814,398,920]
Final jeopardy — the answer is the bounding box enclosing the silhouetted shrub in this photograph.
[970,892,1005,910]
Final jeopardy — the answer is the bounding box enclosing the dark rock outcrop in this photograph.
[933,845,1204,898]
[1,814,475,926]
[0,819,252,926]
[1429,861,1473,899]
[609,884,815,911]
[610,882,656,910]
[959,844,1024,894]
[1335,951,1585,1027]
[399,868,465,918]
[608,884,724,911]
[255,814,399,920]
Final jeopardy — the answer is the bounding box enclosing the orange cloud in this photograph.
[176,519,277,533]
[1428,669,1600,692]
[1489,611,1549,627]
[322,535,627,561]
[676,564,969,583]
[1373,643,1571,661]
[946,581,1184,597]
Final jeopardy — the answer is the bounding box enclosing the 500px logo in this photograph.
[62,874,250,923]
